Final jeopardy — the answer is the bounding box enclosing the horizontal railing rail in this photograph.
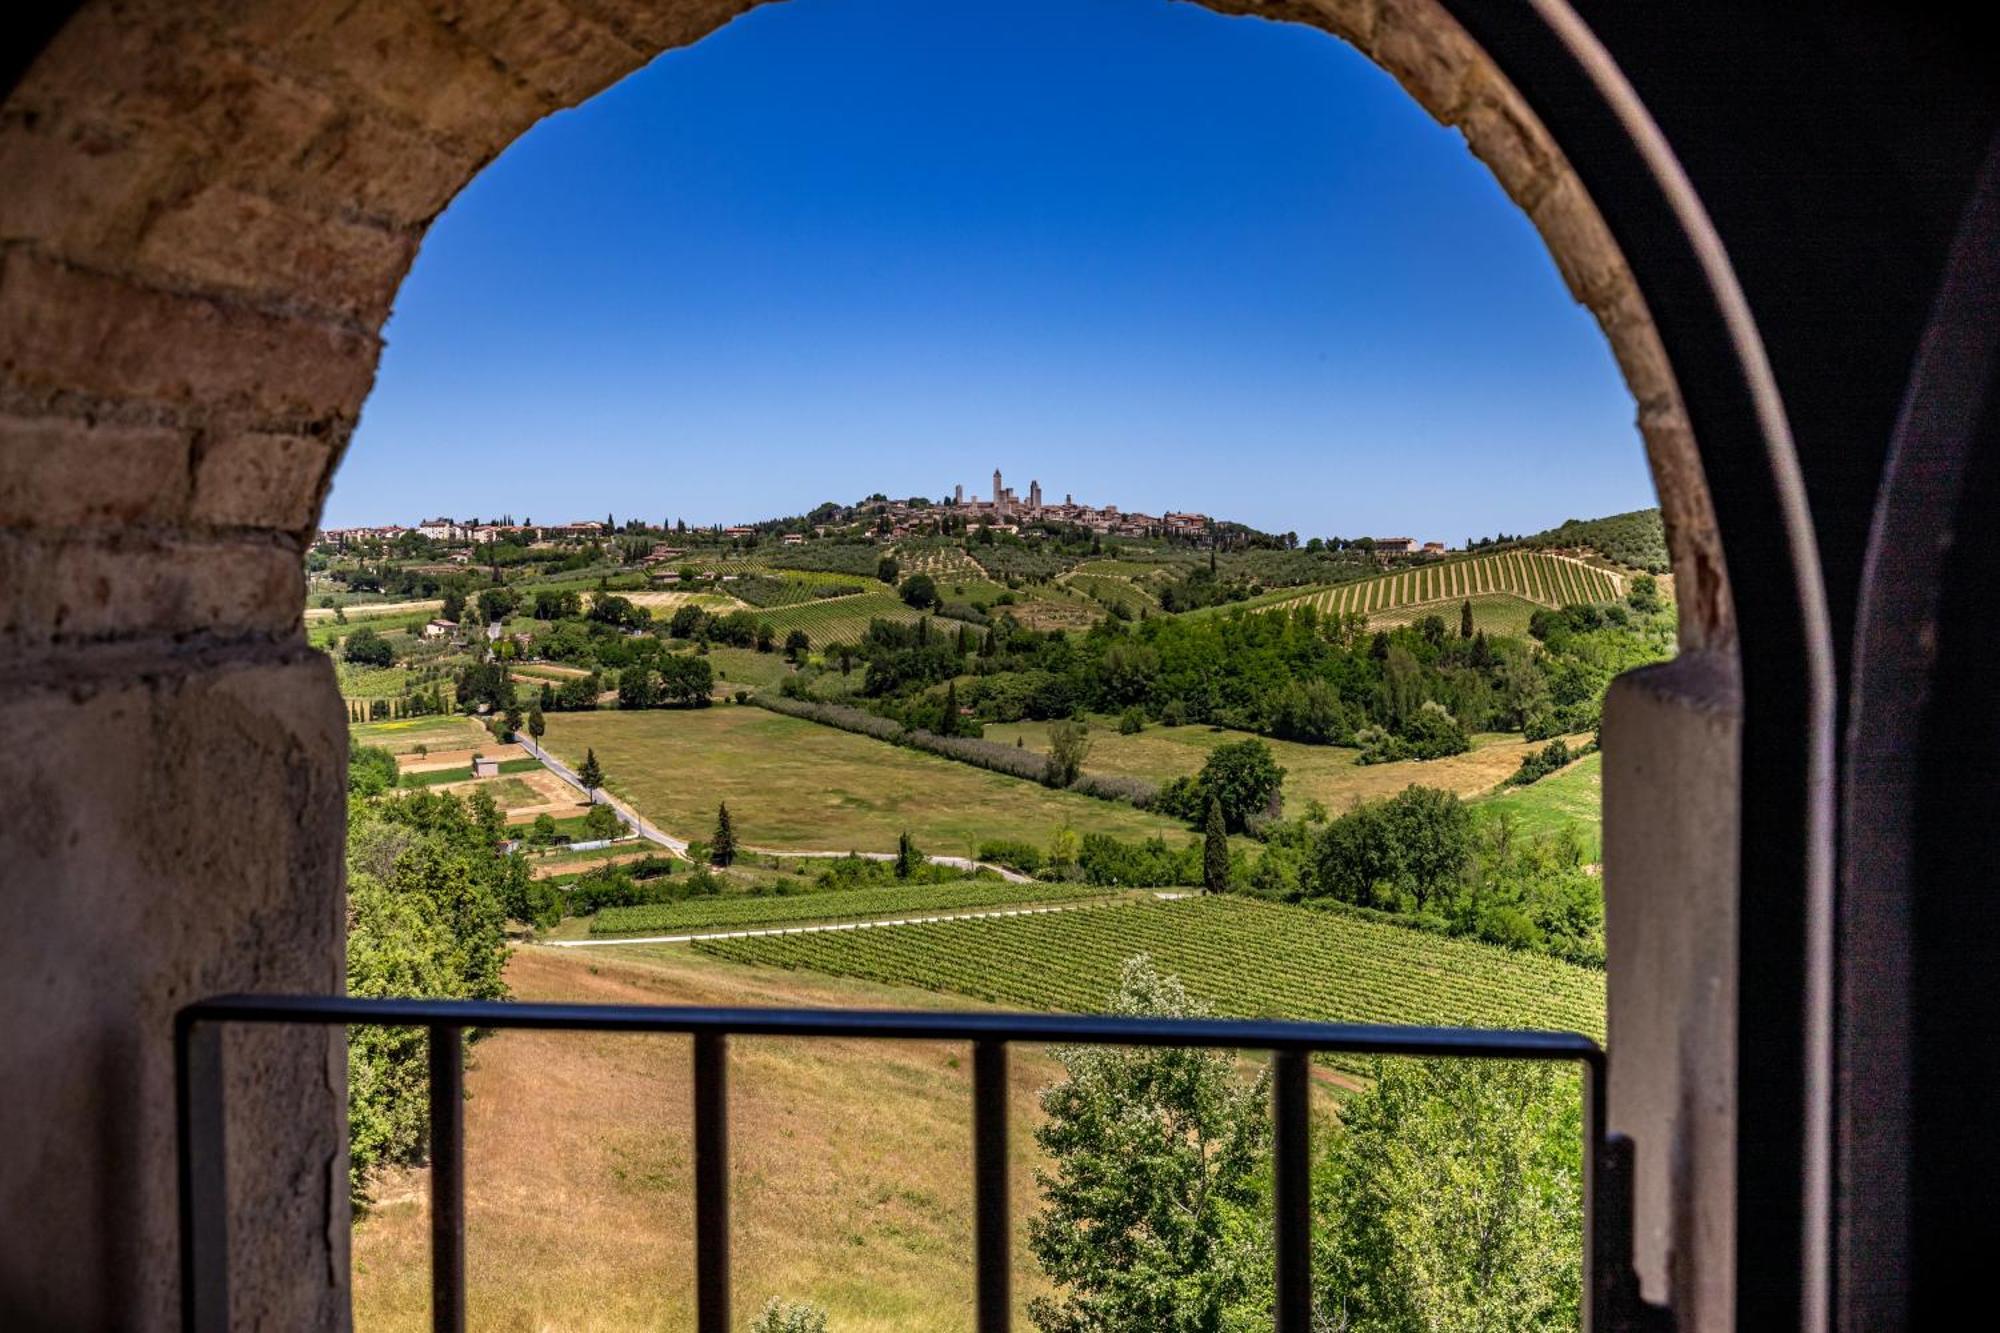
[177,994,1659,1332]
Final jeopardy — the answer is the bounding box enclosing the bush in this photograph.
[977,839,1044,876]
[1508,737,1574,786]
[751,1298,829,1333]
[1118,706,1146,735]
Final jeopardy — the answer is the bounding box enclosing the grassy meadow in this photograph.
[1471,752,1605,861]
[978,716,1566,816]
[538,706,1192,855]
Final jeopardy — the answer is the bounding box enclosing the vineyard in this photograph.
[749,588,920,648]
[1271,550,1626,621]
[590,879,1109,935]
[697,895,1605,1049]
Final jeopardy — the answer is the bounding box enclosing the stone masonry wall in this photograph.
[0,0,1734,1324]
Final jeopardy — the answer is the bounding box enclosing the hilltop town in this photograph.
[318,467,1452,555]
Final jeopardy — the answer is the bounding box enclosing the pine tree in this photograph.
[578,748,604,795]
[1461,598,1475,639]
[711,803,736,867]
[1203,796,1229,894]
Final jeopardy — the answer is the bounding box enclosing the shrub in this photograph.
[751,1299,829,1333]
[977,839,1044,876]
[1118,706,1146,735]
[1508,737,1574,786]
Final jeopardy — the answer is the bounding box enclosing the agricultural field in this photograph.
[619,589,744,614]
[537,707,1191,855]
[589,880,1111,936]
[693,895,1605,1044]
[1270,551,1627,621]
[751,589,921,649]
[349,947,1071,1331]
[1472,752,1605,862]
[350,714,494,755]
[701,645,796,691]
[1060,570,1158,614]
[1365,592,1541,637]
[979,717,1579,815]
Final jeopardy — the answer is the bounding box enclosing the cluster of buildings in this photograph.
[317,517,610,548]
[865,470,1211,542]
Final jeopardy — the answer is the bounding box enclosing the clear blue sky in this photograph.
[331,0,1652,543]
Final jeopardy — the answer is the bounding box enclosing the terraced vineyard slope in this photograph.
[1273,550,1626,622]
[698,895,1605,1048]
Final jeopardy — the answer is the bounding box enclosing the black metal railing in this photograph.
[176,995,1663,1332]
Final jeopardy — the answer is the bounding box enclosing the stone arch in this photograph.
[0,2,1815,1328]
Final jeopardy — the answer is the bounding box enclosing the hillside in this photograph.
[1510,507,1668,573]
[1263,549,1628,624]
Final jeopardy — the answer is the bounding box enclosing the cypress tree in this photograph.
[895,830,920,878]
[578,748,604,795]
[1460,598,1475,639]
[711,803,737,867]
[941,679,959,736]
[1203,796,1229,894]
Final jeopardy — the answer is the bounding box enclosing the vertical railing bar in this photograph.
[694,1031,731,1333]
[429,1024,466,1333]
[1272,1048,1312,1333]
[177,1017,230,1333]
[973,1040,1011,1333]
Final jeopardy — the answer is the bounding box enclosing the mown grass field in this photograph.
[349,947,1071,1332]
[350,714,494,755]
[979,717,1569,816]
[1472,752,1605,861]
[538,707,1191,855]
[1270,551,1626,620]
[693,895,1605,1043]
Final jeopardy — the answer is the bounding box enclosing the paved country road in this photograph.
[517,734,1036,883]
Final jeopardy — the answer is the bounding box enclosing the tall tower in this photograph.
[992,469,1003,507]
[1029,479,1042,510]
[954,483,963,505]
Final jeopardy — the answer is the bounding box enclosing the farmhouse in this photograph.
[422,618,457,639]
[1372,537,1419,554]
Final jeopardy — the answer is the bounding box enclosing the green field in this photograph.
[693,895,1604,1046]
[1364,592,1541,637]
[349,714,494,754]
[1271,551,1627,620]
[538,707,1192,855]
[979,717,1562,814]
[701,646,794,691]
[1472,752,1605,861]
[590,880,1110,935]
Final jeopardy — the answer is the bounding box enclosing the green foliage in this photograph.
[894,829,922,878]
[1044,717,1092,787]
[578,748,604,793]
[711,802,737,866]
[1508,737,1573,787]
[345,791,513,1197]
[899,572,941,609]
[1203,797,1229,894]
[877,555,900,584]
[1511,507,1668,572]
[976,838,1044,876]
[1157,738,1286,834]
[750,1298,830,1333]
[348,740,399,797]
[582,801,621,840]
[1314,1059,1583,1331]
[1117,705,1146,735]
[1029,957,1272,1333]
[342,624,395,667]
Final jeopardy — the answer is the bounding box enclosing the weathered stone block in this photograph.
[1530,172,1627,309]
[0,416,191,527]
[0,249,380,419]
[1457,62,1558,211]
[427,0,650,107]
[1371,0,1476,123]
[0,531,304,649]
[0,650,349,1331]
[192,430,336,531]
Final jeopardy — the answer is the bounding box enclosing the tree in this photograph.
[900,572,940,609]
[876,555,900,584]
[1044,718,1092,788]
[1460,597,1475,639]
[527,705,545,748]
[784,628,811,663]
[1028,956,1271,1333]
[440,586,467,625]
[1196,738,1286,833]
[895,830,921,878]
[1312,1059,1583,1331]
[577,748,604,796]
[582,801,620,840]
[1203,796,1229,894]
[342,625,394,667]
[502,704,522,740]
[711,802,737,866]
[755,621,777,653]
[939,679,960,737]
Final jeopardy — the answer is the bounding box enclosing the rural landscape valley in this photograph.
[330,496,1667,1330]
